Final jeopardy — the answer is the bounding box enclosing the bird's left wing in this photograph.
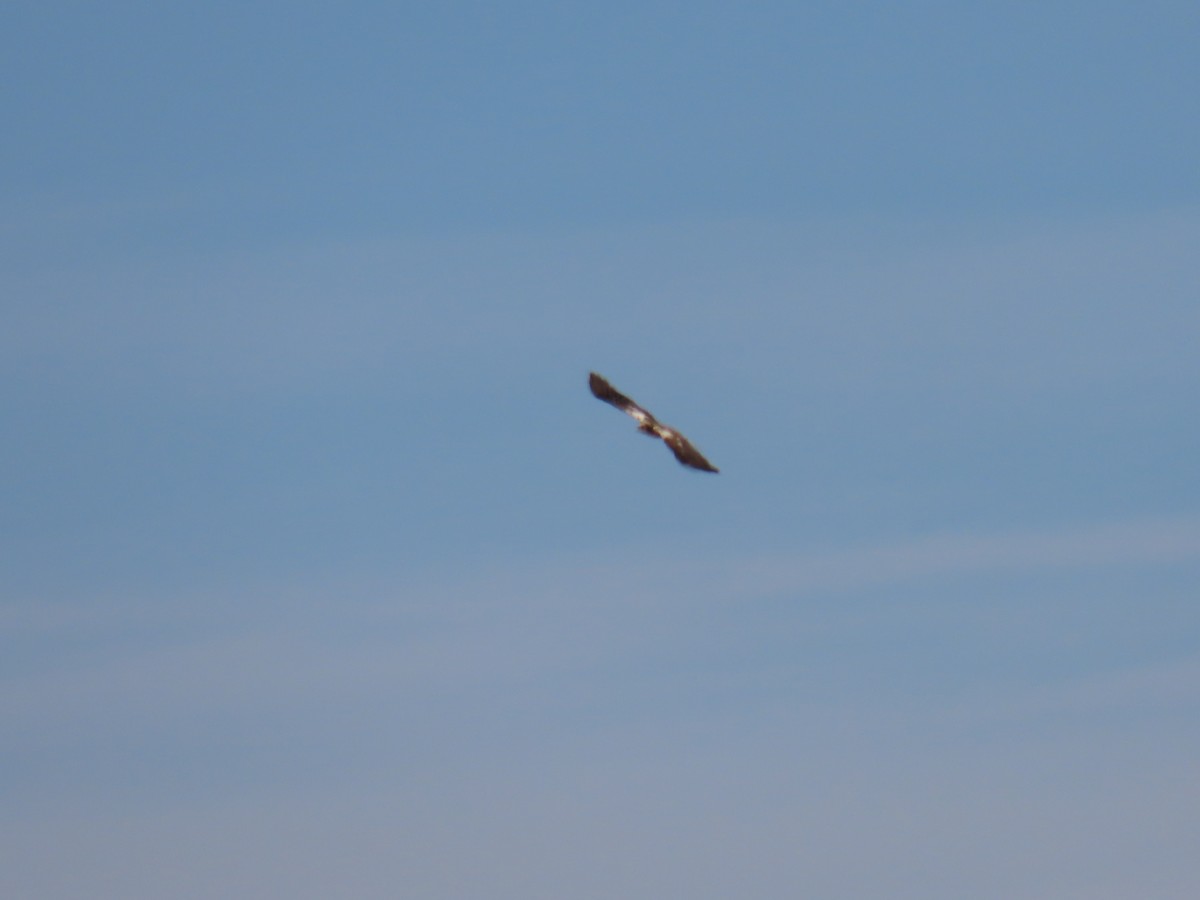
[589,372,658,427]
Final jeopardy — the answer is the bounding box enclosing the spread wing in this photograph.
[663,432,719,473]
[588,372,659,428]
[588,371,719,474]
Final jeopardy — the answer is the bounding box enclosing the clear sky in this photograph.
[3,2,1199,897]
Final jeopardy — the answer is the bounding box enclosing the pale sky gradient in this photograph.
[3,3,1199,898]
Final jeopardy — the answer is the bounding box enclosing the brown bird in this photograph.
[588,372,719,473]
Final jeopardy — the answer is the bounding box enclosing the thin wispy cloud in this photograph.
[5,515,1196,747]
[725,514,1200,598]
[4,210,1196,396]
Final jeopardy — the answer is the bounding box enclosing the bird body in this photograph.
[588,372,719,473]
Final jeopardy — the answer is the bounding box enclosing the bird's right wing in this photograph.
[664,432,719,473]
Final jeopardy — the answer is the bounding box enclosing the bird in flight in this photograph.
[588,372,719,473]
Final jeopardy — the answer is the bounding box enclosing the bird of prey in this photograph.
[588,372,719,473]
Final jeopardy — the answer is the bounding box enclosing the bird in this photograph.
[588,372,719,473]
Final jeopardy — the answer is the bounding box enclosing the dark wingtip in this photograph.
[588,372,609,399]
[679,456,720,473]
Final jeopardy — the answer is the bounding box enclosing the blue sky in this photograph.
[3,2,1199,897]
